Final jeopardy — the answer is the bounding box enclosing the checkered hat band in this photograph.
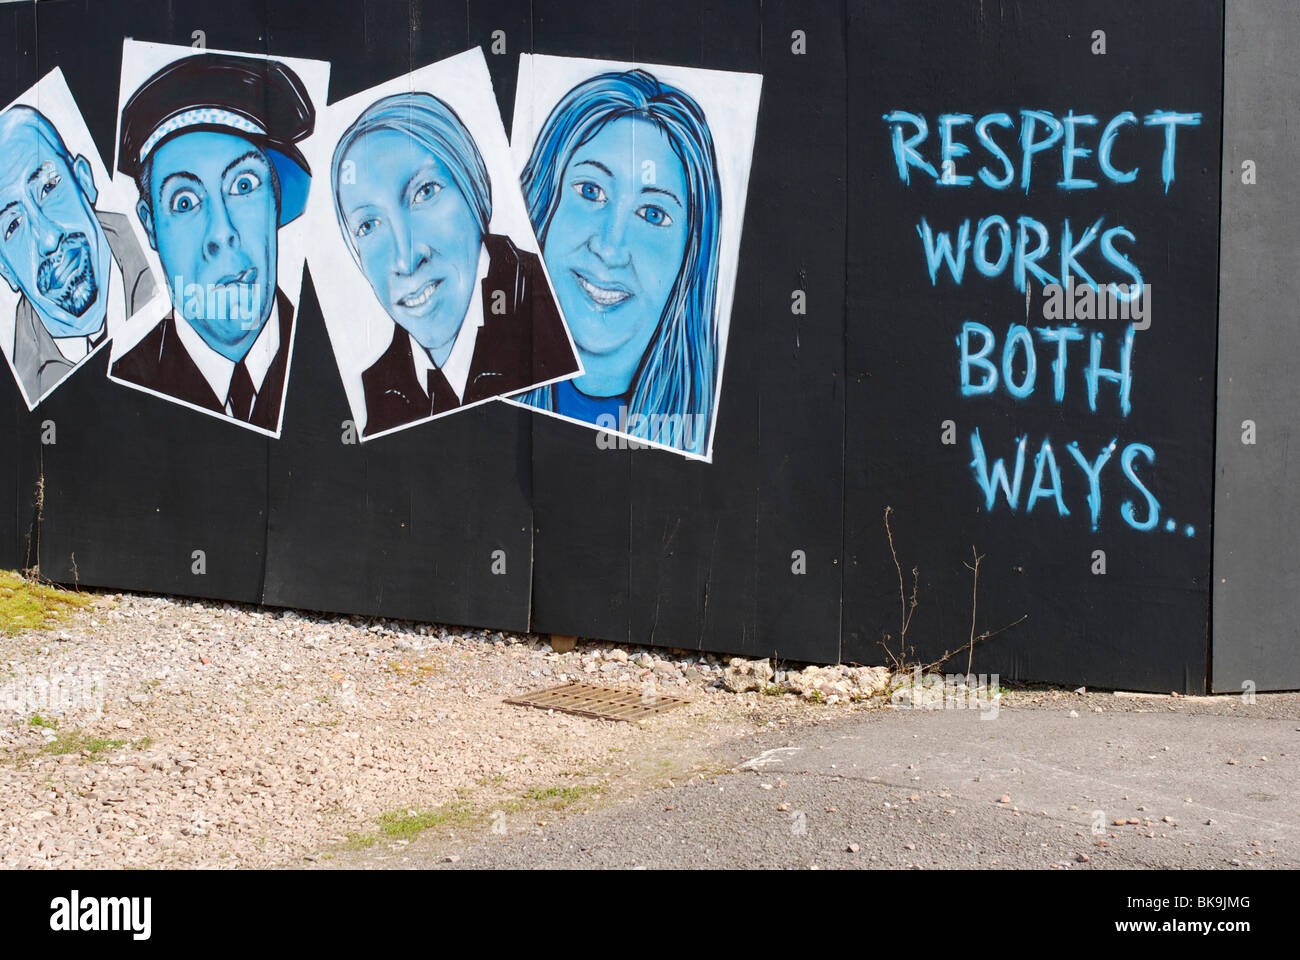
[139,109,267,163]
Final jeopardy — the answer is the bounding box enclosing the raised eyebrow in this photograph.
[221,150,268,182]
[26,161,55,187]
[0,202,19,219]
[574,159,613,178]
[641,185,682,208]
[158,171,202,198]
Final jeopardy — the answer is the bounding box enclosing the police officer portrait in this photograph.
[0,68,163,410]
[106,40,330,436]
[301,48,580,441]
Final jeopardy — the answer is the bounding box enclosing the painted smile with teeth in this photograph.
[397,279,442,309]
[572,269,631,307]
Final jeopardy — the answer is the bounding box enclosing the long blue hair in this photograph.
[516,69,722,456]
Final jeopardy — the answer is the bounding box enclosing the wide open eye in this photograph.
[354,216,379,239]
[636,204,672,227]
[228,172,262,196]
[169,189,201,214]
[3,215,21,242]
[574,181,606,203]
[412,180,442,204]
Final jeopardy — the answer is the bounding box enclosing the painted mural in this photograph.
[106,40,330,437]
[0,69,166,411]
[3,43,759,463]
[882,106,1204,535]
[507,55,762,461]
[301,49,580,440]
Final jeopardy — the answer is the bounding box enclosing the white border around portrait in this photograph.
[104,38,331,439]
[503,53,763,464]
[0,67,167,411]
[300,46,581,443]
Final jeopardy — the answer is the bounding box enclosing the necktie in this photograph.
[427,365,460,415]
[227,360,257,422]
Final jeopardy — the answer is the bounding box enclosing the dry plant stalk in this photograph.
[881,507,1028,680]
[922,545,1027,677]
[880,506,919,673]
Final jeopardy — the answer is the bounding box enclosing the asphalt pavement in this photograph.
[407,693,1298,869]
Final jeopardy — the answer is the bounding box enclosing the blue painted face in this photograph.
[542,117,688,396]
[0,123,110,338]
[141,131,278,361]
[338,129,482,360]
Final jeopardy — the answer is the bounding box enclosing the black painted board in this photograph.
[748,0,845,664]
[615,0,763,657]
[31,348,271,602]
[842,0,1223,692]
[262,278,535,629]
[1,382,20,571]
[0,1,37,571]
[527,0,639,642]
[467,0,532,135]
[261,0,534,631]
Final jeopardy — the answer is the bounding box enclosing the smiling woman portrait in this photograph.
[513,68,723,457]
[331,91,576,437]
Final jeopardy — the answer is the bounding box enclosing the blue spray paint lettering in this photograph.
[1027,439,1069,515]
[970,429,1027,510]
[1120,443,1160,530]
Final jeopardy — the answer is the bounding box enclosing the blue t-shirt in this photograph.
[553,378,625,427]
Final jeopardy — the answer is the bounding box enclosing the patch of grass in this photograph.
[0,570,92,636]
[339,832,377,851]
[521,783,603,807]
[28,714,59,729]
[41,730,127,759]
[132,736,154,750]
[376,801,475,840]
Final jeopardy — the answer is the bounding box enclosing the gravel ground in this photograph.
[4,588,1278,870]
[0,590,816,869]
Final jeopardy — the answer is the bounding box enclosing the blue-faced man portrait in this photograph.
[110,52,315,431]
[329,92,577,437]
[0,103,156,406]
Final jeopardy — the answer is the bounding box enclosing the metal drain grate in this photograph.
[505,682,691,722]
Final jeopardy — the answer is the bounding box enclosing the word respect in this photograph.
[882,108,1201,193]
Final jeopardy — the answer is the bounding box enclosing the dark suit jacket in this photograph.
[361,232,577,437]
[110,288,294,431]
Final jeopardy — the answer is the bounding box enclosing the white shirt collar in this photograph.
[51,252,125,364]
[174,297,281,414]
[410,244,489,403]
